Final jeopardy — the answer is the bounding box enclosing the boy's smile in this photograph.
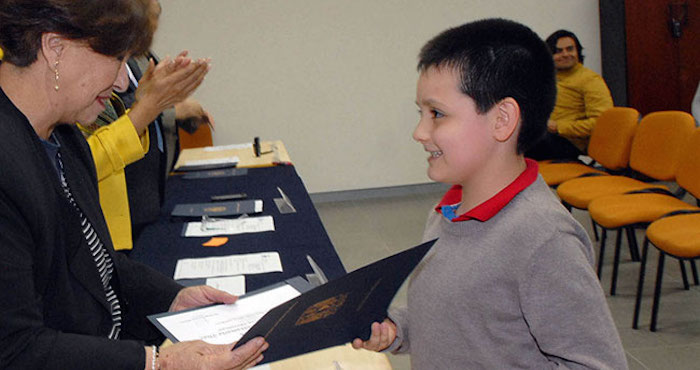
[413,66,496,188]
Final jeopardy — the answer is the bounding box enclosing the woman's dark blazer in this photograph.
[0,89,183,369]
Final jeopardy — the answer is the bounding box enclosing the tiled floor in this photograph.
[314,189,700,370]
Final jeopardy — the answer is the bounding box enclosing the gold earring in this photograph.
[54,60,59,91]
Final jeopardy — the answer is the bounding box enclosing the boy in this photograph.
[352,19,627,369]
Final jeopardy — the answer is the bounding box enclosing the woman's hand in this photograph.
[351,319,397,352]
[156,338,268,370]
[169,285,237,312]
[127,51,211,134]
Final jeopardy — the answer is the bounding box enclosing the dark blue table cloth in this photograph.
[130,165,346,292]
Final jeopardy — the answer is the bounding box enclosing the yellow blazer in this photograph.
[87,114,149,251]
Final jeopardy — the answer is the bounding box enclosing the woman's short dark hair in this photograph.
[545,29,585,63]
[0,0,154,67]
[418,18,556,154]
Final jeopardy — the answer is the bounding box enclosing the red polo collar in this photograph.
[435,159,539,222]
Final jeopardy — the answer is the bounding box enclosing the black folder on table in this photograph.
[233,239,435,364]
[175,161,237,172]
[182,168,248,180]
[170,200,261,218]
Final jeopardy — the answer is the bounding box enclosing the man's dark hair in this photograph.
[545,29,585,63]
[418,18,556,154]
[0,0,155,67]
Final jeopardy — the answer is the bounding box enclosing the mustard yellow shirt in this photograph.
[86,114,149,251]
[551,63,613,152]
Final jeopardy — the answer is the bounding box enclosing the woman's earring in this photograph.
[54,60,60,91]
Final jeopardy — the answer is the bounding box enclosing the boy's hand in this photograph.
[547,119,558,133]
[351,319,397,352]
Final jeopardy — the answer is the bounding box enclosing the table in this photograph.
[173,140,292,170]
[131,158,391,369]
[130,165,346,291]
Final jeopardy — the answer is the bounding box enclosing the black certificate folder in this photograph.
[234,239,436,364]
[171,200,262,218]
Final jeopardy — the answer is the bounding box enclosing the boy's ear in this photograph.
[491,97,521,143]
[40,33,65,65]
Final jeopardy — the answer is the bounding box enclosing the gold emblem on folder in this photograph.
[203,206,226,213]
[295,293,348,326]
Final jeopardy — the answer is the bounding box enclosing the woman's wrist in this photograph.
[127,100,162,134]
[144,345,161,370]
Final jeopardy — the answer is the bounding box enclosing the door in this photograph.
[625,0,699,115]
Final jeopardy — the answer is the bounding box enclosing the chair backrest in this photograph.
[674,128,700,198]
[587,107,640,170]
[178,124,213,150]
[628,111,696,181]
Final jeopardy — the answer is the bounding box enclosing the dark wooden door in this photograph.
[626,0,699,115]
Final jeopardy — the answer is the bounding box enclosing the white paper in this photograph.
[183,156,239,166]
[184,215,274,237]
[250,365,271,370]
[155,284,301,344]
[174,252,283,280]
[203,143,252,152]
[206,276,246,296]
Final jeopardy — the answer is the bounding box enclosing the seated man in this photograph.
[526,29,613,161]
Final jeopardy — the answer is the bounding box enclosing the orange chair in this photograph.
[538,107,639,188]
[178,124,213,150]
[557,111,696,276]
[632,211,700,331]
[588,128,700,295]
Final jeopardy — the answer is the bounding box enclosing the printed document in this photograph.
[174,252,283,280]
[183,215,275,237]
[153,284,301,344]
[206,276,246,296]
[203,143,252,152]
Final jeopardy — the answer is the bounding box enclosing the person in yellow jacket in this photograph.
[526,30,613,161]
[80,54,210,251]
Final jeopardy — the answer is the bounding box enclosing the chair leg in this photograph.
[591,216,599,242]
[633,238,650,329]
[610,229,623,296]
[597,228,608,279]
[692,260,699,285]
[680,260,690,290]
[650,250,666,332]
[626,227,640,262]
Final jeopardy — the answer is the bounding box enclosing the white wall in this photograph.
[153,0,601,193]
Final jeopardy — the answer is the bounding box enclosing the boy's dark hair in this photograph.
[545,29,585,63]
[0,0,154,67]
[418,18,556,154]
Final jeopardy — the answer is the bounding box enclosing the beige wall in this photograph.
[154,0,601,193]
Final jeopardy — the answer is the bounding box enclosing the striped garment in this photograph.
[56,151,122,339]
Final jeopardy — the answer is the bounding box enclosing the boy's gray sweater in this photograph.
[388,177,627,369]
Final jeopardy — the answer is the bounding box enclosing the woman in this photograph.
[0,1,267,369]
